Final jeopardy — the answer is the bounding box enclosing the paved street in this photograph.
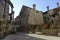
[2,32,60,40]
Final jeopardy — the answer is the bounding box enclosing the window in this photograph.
[0,0,1,1]
[52,20,54,23]
[39,27,42,32]
[48,18,49,20]
[44,17,46,22]
[20,22,21,24]
[52,14,55,17]
[0,0,2,2]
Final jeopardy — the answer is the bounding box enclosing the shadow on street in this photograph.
[2,32,46,40]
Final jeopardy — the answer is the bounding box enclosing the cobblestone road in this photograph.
[1,32,60,40]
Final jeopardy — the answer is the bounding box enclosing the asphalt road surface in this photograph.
[2,32,60,40]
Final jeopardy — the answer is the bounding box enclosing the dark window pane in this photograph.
[0,0,1,1]
[0,0,2,3]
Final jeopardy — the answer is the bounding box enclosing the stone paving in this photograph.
[1,32,60,40]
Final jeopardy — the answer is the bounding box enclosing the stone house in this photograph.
[0,0,14,38]
[19,4,44,33]
[14,15,21,32]
[42,3,60,36]
[15,3,60,36]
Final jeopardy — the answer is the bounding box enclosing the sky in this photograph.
[10,0,60,18]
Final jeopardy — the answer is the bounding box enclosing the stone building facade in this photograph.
[16,4,44,33]
[15,3,60,36]
[42,3,60,36]
[14,15,20,32]
[0,0,14,38]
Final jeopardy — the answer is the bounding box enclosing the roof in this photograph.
[43,7,60,14]
[23,5,33,10]
[4,0,14,8]
[20,5,42,15]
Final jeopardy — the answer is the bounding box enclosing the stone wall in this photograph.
[0,0,14,38]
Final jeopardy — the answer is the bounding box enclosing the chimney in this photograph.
[47,6,49,11]
[57,2,59,8]
[33,4,36,10]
